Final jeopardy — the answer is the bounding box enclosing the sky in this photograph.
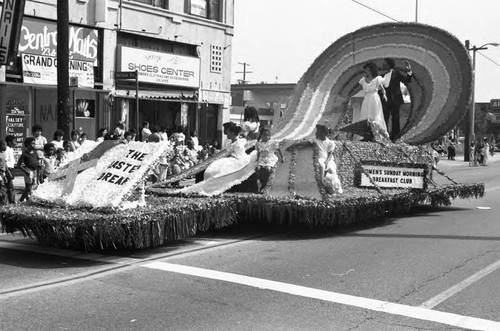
[231,0,500,102]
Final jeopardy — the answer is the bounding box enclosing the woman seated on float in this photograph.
[287,124,343,195]
[203,123,250,181]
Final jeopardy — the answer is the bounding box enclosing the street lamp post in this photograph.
[464,41,499,164]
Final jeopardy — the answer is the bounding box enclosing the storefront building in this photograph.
[1,0,234,152]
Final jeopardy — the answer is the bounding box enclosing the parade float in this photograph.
[0,22,484,251]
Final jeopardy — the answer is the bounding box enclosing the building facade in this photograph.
[1,0,234,158]
[230,83,295,127]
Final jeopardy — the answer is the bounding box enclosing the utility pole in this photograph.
[464,40,499,163]
[415,0,418,22]
[236,62,252,84]
[57,0,71,139]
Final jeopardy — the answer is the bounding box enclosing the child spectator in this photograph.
[190,131,201,150]
[31,124,47,154]
[63,140,72,153]
[79,132,88,145]
[51,129,65,150]
[185,140,199,166]
[55,148,66,167]
[255,127,285,193]
[96,128,108,143]
[17,137,41,202]
[124,131,134,143]
[170,126,186,145]
[41,143,57,183]
[159,127,169,142]
[147,126,161,142]
[69,130,80,151]
[114,122,125,139]
[157,150,170,182]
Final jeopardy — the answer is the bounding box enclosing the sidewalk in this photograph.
[437,152,500,169]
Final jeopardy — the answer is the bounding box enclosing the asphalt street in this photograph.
[1,154,500,330]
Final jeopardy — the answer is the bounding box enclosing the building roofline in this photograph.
[231,83,296,90]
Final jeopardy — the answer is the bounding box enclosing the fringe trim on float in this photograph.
[0,183,484,252]
[0,196,238,252]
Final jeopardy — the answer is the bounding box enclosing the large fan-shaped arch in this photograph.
[273,23,472,145]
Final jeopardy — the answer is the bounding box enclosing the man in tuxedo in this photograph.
[381,58,413,141]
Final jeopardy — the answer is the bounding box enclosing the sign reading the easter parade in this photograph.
[360,164,426,189]
[35,141,170,208]
[118,46,200,88]
[73,142,169,207]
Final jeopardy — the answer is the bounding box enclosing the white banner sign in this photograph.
[360,165,425,189]
[200,90,230,105]
[34,141,171,208]
[22,53,94,87]
[118,46,200,88]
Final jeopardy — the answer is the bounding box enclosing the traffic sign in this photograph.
[69,77,79,87]
[115,71,138,80]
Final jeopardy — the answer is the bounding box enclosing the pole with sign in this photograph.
[136,70,139,133]
[0,0,26,66]
[115,71,139,132]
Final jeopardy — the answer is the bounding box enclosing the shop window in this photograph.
[130,0,168,9]
[75,99,96,118]
[185,0,222,22]
[210,45,223,73]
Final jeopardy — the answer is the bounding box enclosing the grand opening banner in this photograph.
[118,46,200,88]
[18,17,98,87]
[21,53,94,87]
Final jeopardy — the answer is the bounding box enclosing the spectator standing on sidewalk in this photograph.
[141,121,152,142]
[17,137,40,202]
[0,140,9,204]
[31,124,47,154]
[446,136,456,160]
[4,136,16,203]
[481,137,490,166]
[51,130,65,150]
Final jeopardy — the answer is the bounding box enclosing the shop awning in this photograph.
[114,89,198,102]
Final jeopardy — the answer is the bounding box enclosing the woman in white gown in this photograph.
[358,62,389,135]
[179,123,257,196]
[204,124,250,180]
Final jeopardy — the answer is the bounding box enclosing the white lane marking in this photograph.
[142,261,500,331]
[420,257,500,309]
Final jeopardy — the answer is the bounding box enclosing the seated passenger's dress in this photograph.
[204,138,250,180]
[179,138,257,196]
